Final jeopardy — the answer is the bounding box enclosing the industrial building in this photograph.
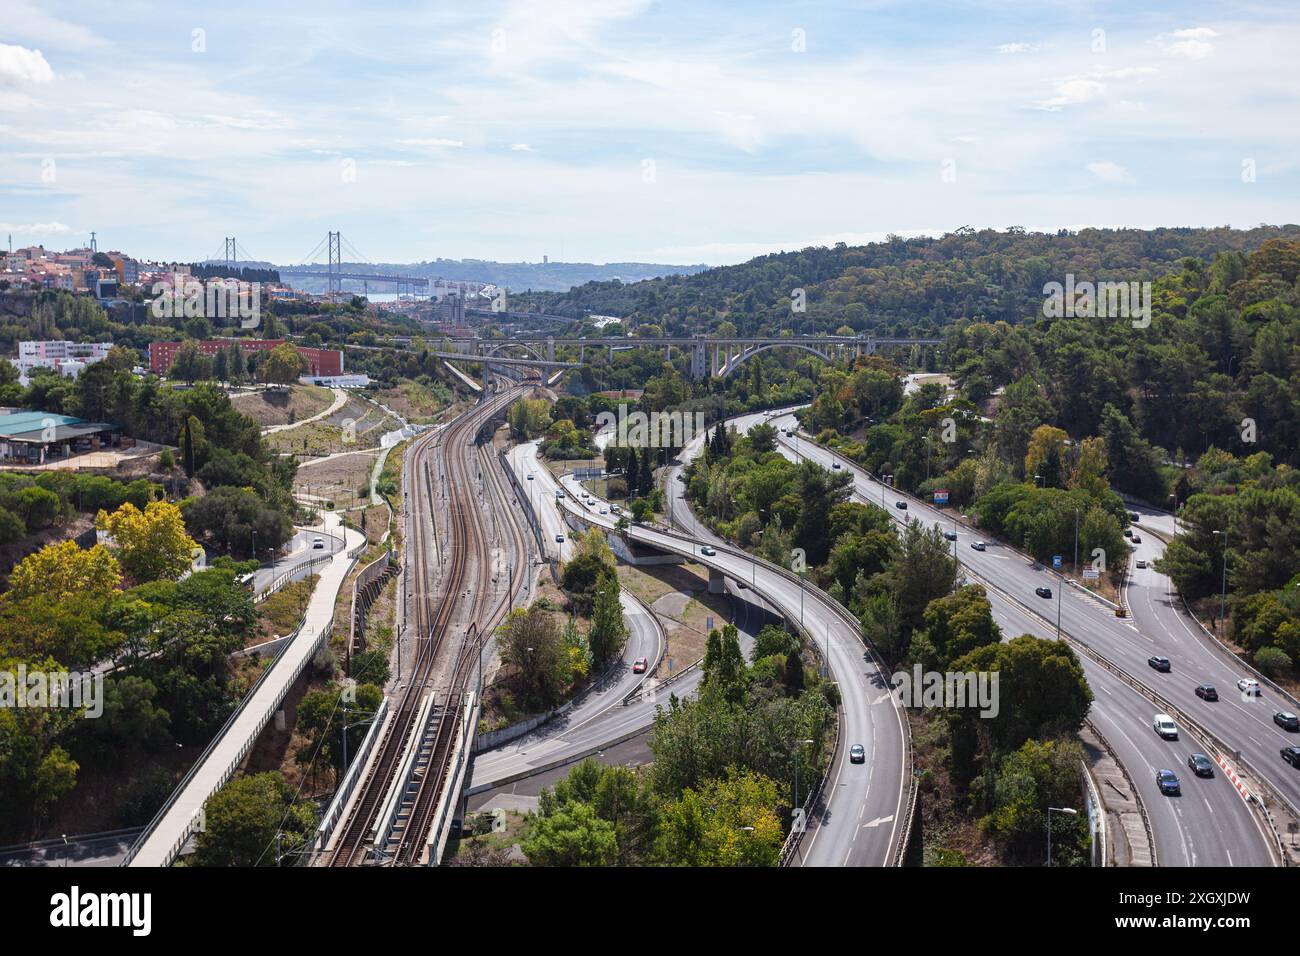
[147,339,344,377]
[0,410,121,465]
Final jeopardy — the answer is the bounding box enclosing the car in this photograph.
[610,505,620,514]
[736,581,748,590]
[1135,559,1147,569]
[1274,711,1300,731]
[1129,511,1140,522]
[943,531,958,541]
[849,744,866,764]
[1148,655,1171,672]
[555,491,565,500]
[1131,534,1142,544]
[1238,678,1262,697]
[1156,769,1181,796]
[527,473,534,480]
[1153,714,1179,740]
[832,461,841,470]
[599,507,608,515]
[1123,528,1133,538]
[632,657,648,674]
[1195,683,1219,701]
[895,500,908,510]
[312,537,325,549]
[1035,586,1052,599]
[971,541,987,551]
[555,534,565,543]
[700,545,716,556]
[1282,746,1300,768]
[1187,753,1215,777]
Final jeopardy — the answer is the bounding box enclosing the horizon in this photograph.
[3,1,1298,266]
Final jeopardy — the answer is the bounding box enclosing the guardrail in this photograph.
[563,501,917,867]
[121,612,336,867]
[316,696,391,850]
[965,561,1293,867]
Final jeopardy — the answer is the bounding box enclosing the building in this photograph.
[0,409,120,464]
[11,340,115,384]
[147,339,344,377]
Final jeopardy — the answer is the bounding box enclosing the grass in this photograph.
[257,575,317,640]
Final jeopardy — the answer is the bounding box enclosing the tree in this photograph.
[191,772,317,867]
[522,800,618,866]
[96,499,198,582]
[1024,425,1068,485]
[262,343,303,387]
[496,606,572,710]
[658,770,785,867]
[6,540,121,604]
[587,574,627,665]
[168,341,212,384]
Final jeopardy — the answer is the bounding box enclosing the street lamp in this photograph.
[1212,529,1230,631]
[1047,806,1077,867]
[792,738,815,815]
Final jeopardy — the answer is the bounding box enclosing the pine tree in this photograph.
[626,446,639,495]
[588,574,627,665]
[638,448,653,495]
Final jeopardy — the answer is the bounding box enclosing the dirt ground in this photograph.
[369,380,453,424]
[266,396,397,457]
[617,562,733,677]
[294,451,378,504]
[232,384,334,427]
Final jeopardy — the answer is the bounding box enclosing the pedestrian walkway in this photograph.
[125,510,365,867]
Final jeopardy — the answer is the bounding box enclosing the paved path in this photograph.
[126,510,365,867]
[260,388,348,435]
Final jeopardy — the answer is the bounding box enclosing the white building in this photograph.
[11,340,115,385]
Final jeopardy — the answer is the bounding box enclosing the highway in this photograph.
[466,440,779,795]
[766,411,1279,866]
[555,417,912,867]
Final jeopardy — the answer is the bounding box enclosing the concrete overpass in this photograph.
[375,334,946,380]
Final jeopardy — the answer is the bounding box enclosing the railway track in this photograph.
[325,383,529,866]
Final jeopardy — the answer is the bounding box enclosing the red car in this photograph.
[632,658,648,674]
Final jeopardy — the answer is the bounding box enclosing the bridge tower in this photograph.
[224,237,236,274]
[327,231,342,303]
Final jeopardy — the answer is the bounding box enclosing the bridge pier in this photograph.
[690,341,709,380]
[546,337,555,363]
[707,566,727,594]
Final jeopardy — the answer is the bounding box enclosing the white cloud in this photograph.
[1086,161,1131,183]
[1158,27,1219,58]
[0,44,54,85]
[396,138,465,148]
[509,143,534,151]
[0,221,71,235]
[1033,76,1106,111]
[996,42,1038,55]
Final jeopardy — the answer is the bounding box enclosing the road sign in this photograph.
[1052,555,1063,569]
[1083,568,1100,581]
[933,489,949,504]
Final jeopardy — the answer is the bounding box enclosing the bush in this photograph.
[1254,646,1293,677]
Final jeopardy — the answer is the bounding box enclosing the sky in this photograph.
[1,0,1298,267]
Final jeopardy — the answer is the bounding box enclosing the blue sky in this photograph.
[1,1,1297,266]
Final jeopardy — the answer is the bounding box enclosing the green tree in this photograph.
[191,772,317,867]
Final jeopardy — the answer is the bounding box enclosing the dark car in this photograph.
[1274,711,1300,731]
[1129,511,1140,522]
[1123,528,1133,538]
[1187,753,1215,777]
[1148,655,1171,673]
[895,500,908,510]
[1282,747,1300,768]
[1132,534,1142,545]
[1035,586,1052,599]
[943,531,958,541]
[1195,684,1219,701]
[1156,769,1181,796]
[832,461,841,470]
[849,744,866,764]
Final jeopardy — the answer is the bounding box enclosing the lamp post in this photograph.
[1169,493,1178,534]
[1047,806,1077,867]
[1212,529,1229,631]
[793,738,815,815]
[881,474,892,509]
[1073,508,1080,577]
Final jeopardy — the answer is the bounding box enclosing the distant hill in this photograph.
[258,258,709,295]
[509,225,1300,335]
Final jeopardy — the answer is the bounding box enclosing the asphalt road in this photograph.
[767,411,1277,866]
[557,413,910,868]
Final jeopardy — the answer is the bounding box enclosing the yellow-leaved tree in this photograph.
[7,539,121,603]
[95,500,198,583]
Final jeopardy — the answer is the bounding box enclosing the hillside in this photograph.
[514,225,1300,336]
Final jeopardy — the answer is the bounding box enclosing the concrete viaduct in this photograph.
[394,334,945,381]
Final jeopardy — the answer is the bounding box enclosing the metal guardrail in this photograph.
[316,696,391,850]
[564,500,917,867]
[254,552,333,604]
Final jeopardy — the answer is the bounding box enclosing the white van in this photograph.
[1153,714,1179,740]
